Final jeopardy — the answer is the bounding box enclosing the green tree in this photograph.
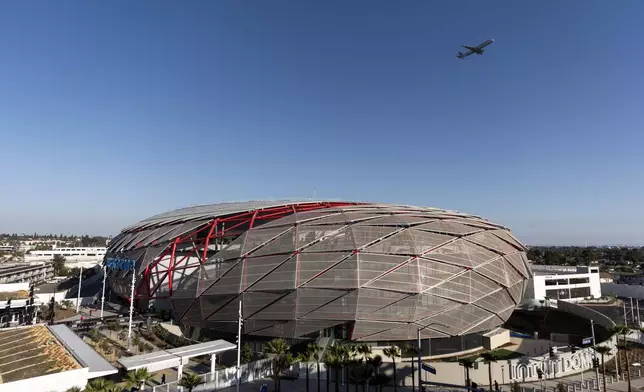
[458,357,477,388]
[264,338,294,392]
[64,388,82,392]
[594,345,611,392]
[480,351,500,392]
[357,343,372,361]
[178,373,205,392]
[383,345,401,392]
[241,342,253,364]
[132,334,141,346]
[52,254,67,276]
[613,324,633,392]
[117,329,128,341]
[350,362,373,392]
[556,382,567,392]
[125,368,154,391]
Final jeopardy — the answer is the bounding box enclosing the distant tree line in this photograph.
[0,233,109,248]
[527,246,644,267]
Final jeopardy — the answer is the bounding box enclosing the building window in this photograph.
[570,287,591,298]
[569,277,590,284]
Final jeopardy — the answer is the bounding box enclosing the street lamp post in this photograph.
[76,266,83,314]
[591,319,600,387]
[417,322,450,392]
[100,264,107,319]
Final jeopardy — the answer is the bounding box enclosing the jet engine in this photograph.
[477,49,485,55]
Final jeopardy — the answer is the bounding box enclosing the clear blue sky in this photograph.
[1,1,643,245]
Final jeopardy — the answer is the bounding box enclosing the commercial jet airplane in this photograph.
[456,39,494,59]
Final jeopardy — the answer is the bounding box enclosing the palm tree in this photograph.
[325,351,342,392]
[125,368,153,391]
[366,354,383,392]
[613,324,633,392]
[299,345,317,392]
[401,343,417,392]
[383,345,401,392]
[480,351,500,392]
[350,362,373,392]
[85,378,118,392]
[594,345,612,392]
[64,388,82,392]
[178,373,205,392]
[357,344,372,361]
[308,343,322,392]
[264,338,294,392]
[458,357,477,388]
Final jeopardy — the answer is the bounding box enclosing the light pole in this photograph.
[100,263,107,318]
[591,319,600,387]
[76,266,83,314]
[631,298,636,324]
[236,300,242,392]
[127,261,136,349]
[417,322,450,392]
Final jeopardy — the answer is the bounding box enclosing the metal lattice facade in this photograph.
[106,201,531,341]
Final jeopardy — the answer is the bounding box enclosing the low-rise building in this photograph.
[526,265,601,302]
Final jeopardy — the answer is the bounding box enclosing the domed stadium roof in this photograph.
[106,200,531,341]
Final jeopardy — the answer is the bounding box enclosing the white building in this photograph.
[25,247,106,268]
[526,265,601,302]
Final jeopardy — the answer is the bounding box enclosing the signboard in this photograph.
[105,257,136,271]
[582,337,593,345]
[422,363,437,375]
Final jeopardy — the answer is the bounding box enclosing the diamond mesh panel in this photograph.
[242,254,291,290]
[243,291,284,318]
[304,254,358,289]
[311,212,379,225]
[206,296,242,320]
[366,324,413,341]
[298,225,349,249]
[414,293,460,320]
[415,221,484,236]
[200,294,237,320]
[258,211,335,229]
[244,227,293,255]
[295,320,343,337]
[352,320,407,340]
[302,227,356,252]
[492,230,526,251]
[351,226,400,249]
[365,231,416,255]
[360,294,417,322]
[249,256,297,291]
[248,291,297,320]
[474,256,511,286]
[427,271,499,303]
[473,289,514,314]
[356,288,409,318]
[357,253,410,285]
[298,252,348,285]
[467,231,519,254]
[506,281,525,303]
[408,229,453,254]
[364,258,420,293]
[418,258,465,291]
[296,288,349,317]
[424,239,498,268]
[303,290,358,320]
[202,261,242,295]
[504,253,530,278]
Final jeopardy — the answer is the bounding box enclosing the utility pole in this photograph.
[591,319,600,387]
[637,299,641,327]
[76,266,83,314]
[631,298,636,324]
[236,300,242,392]
[624,302,628,326]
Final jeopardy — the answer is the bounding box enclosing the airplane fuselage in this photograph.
[457,39,494,59]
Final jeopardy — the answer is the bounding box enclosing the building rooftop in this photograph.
[0,325,80,384]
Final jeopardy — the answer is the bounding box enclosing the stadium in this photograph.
[106,200,531,342]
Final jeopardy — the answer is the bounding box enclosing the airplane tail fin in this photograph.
[457,52,464,59]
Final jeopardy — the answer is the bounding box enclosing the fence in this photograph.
[150,358,301,392]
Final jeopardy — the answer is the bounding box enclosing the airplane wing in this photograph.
[462,45,477,51]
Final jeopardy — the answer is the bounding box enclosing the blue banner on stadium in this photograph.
[105,257,136,271]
